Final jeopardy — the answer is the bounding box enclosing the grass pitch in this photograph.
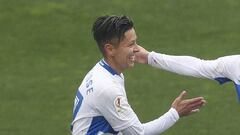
[1,0,240,134]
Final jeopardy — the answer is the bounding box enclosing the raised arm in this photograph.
[135,45,240,101]
[148,52,240,82]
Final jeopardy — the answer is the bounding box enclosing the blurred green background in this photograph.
[1,0,240,134]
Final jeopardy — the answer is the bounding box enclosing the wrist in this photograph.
[169,107,180,120]
[147,51,156,65]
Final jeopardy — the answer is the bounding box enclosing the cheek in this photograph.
[115,47,133,60]
[127,48,134,56]
[124,50,132,59]
[119,48,130,57]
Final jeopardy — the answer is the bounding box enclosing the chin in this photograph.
[128,63,135,68]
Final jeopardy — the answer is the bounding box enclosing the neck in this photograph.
[103,58,123,75]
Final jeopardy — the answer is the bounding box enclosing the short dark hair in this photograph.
[92,15,134,55]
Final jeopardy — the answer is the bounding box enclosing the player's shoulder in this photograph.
[92,63,120,84]
[84,63,121,93]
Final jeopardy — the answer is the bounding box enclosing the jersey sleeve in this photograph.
[148,51,240,100]
[95,85,142,132]
[95,85,180,134]
[121,108,179,135]
[142,108,179,135]
[148,51,240,81]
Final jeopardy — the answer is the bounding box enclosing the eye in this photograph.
[129,43,134,46]
[128,41,136,47]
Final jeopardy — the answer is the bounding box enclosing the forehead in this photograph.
[121,28,137,43]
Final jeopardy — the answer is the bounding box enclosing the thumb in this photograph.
[178,91,187,100]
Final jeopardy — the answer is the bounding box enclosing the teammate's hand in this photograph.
[134,45,149,64]
[171,91,206,117]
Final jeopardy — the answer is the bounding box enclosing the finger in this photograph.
[185,97,204,105]
[184,109,200,116]
[188,101,205,110]
[188,100,206,110]
[178,91,187,100]
[133,47,139,53]
[189,109,200,115]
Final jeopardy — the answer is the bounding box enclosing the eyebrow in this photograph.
[129,36,137,44]
[128,40,136,45]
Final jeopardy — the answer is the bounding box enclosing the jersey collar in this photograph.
[99,59,119,75]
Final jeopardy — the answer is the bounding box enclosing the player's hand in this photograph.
[171,91,206,117]
[134,45,149,64]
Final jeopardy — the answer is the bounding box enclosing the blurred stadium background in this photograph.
[1,0,240,134]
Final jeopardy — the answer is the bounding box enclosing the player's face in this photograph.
[113,28,139,72]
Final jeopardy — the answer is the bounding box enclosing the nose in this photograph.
[133,44,140,53]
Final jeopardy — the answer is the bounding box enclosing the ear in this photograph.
[104,43,115,57]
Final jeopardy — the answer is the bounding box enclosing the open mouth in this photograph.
[129,56,135,62]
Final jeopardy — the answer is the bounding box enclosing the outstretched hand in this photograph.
[171,91,206,117]
[134,45,149,64]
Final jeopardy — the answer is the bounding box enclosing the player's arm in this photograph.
[121,107,179,135]
[96,86,205,135]
[122,91,205,135]
[148,52,240,81]
[135,45,240,83]
[135,45,240,101]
